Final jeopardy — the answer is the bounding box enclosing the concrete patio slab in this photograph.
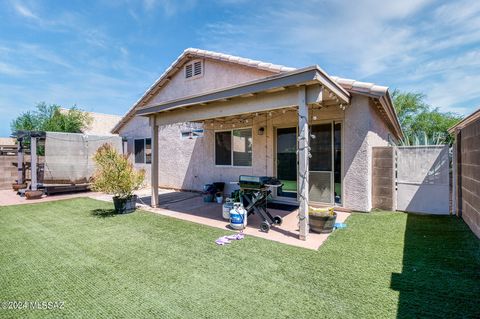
[93,189,350,250]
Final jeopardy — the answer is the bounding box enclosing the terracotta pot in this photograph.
[12,183,27,191]
[25,190,43,200]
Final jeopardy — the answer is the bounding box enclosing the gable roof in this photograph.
[448,107,480,134]
[137,65,350,117]
[111,48,293,133]
[112,48,402,139]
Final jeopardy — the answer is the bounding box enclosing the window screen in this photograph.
[145,138,152,164]
[233,129,252,166]
[215,131,232,165]
[310,123,332,171]
[134,139,145,164]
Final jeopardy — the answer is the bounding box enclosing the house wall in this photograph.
[119,116,152,185]
[144,59,274,108]
[343,95,392,211]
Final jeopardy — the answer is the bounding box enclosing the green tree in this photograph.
[10,103,92,134]
[392,90,462,145]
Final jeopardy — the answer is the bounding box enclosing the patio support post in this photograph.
[298,86,309,240]
[150,116,159,208]
[30,137,37,191]
[17,137,24,184]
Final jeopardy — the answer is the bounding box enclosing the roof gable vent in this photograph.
[185,59,203,79]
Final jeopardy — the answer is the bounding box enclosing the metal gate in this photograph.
[396,146,450,214]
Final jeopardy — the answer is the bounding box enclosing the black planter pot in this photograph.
[113,195,138,214]
[309,212,337,234]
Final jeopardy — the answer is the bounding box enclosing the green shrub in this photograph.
[91,144,145,199]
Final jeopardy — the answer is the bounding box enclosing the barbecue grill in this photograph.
[238,175,283,232]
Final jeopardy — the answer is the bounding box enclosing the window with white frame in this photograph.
[185,60,203,79]
[134,138,151,164]
[215,128,252,166]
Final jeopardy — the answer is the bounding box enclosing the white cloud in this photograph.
[0,62,33,76]
[201,0,433,75]
[199,0,480,114]
[140,0,197,16]
[12,2,38,20]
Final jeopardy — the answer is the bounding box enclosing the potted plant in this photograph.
[91,144,145,214]
[309,206,337,233]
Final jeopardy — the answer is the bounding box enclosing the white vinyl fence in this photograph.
[396,146,450,215]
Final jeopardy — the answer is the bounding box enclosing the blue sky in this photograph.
[1,0,479,136]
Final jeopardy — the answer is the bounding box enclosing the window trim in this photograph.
[134,138,151,164]
[184,59,204,80]
[214,127,253,168]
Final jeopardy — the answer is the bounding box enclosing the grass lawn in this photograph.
[1,198,479,318]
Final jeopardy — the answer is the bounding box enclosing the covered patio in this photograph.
[137,66,351,241]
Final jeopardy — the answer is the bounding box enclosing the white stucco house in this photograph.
[112,48,402,239]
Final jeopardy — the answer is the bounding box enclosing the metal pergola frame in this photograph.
[11,131,47,190]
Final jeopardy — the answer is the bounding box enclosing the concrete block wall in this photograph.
[457,119,480,238]
[371,147,395,210]
[0,156,18,190]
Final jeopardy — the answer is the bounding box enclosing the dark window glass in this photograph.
[334,123,342,204]
[232,129,252,166]
[215,131,232,165]
[145,138,152,164]
[276,127,297,198]
[134,139,145,164]
[310,123,332,171]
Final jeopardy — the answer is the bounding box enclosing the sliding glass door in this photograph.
[274,122,342,205]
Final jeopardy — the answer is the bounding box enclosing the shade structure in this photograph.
[43,132,122,184]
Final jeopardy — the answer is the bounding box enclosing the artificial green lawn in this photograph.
[1,198,479,318]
